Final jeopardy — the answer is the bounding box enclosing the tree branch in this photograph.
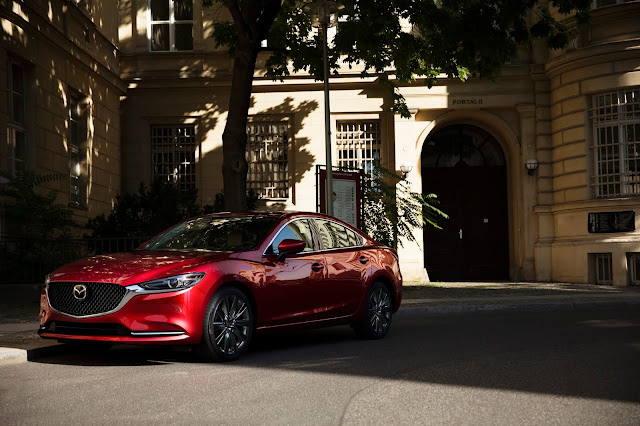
[255,0,283,40]
[224,0,250,40]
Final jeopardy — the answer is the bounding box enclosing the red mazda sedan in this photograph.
[39,212,402,361]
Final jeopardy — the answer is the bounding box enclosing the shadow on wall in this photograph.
[199,96,318,210]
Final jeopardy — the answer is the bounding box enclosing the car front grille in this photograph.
[47,282,128,317]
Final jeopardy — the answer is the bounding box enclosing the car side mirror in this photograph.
[277,239,306,262]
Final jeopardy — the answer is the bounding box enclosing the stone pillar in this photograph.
[516,103,538,280]
[531,65,554,281]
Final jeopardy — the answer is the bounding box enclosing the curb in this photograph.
[0,344,70,366]
[396,300,640,316]
[0,347,27,365]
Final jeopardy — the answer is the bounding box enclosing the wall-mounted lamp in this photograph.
[400,161,413,178]
[525,159,538,176]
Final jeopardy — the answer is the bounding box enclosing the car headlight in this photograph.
[139,273,206,291]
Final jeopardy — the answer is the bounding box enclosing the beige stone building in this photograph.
[3,0,640,286]
[0,0,125,230]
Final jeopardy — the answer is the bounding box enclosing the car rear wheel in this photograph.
[354,281,393,339]
[197,287,254,362]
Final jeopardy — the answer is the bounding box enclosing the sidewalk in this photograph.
[2,281,640,365]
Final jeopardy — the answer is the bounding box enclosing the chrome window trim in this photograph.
[262,216,366,256]
[45,283,193,319]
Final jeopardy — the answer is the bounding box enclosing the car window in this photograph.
[141,216,278,251]
[329,222,351,248]
[346,228,358,246]
[270,219,315,254]
[315,219,337,250]
[314,219,362,250]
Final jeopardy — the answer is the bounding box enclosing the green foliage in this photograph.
[87,181,260,238]
[202,190,259,214]
[0,171,75,239]
[87,181,202,238]
[362,164,447,249]
[0,171,77,281]
[209,0,591,118]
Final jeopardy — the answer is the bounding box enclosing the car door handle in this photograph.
[311,262,324,272]
[359,255,369,264]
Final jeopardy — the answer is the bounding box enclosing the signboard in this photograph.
[588,211,635,233]
[318,167,362,229]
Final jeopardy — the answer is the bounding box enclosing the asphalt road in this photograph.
[1,309,639,425]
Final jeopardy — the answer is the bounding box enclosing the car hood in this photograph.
[48,250,232,286]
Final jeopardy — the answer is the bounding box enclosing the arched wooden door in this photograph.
[422,125,509,281]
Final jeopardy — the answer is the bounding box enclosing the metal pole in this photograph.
[322,21,333,216]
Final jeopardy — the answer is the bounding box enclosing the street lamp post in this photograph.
[303,1,343,217]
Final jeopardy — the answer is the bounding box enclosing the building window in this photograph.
[628,253,640,286]
[8,62,26,175]
[336,120,382,175]
[69,92,88,207]
[151,125,197,192]
[246,121,289,198]
[589,253,613,285]
[591,89,640,198]
[149,0,193,51]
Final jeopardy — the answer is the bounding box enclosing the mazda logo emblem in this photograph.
[73,284,88,301]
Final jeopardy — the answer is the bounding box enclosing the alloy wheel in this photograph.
[368,286,391,335]
[211,294,251,356]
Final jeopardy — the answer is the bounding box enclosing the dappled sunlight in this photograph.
[1,18,27,46]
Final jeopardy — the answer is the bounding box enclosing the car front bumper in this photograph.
[38,284,209,345]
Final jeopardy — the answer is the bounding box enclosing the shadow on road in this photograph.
[30,308,640,403]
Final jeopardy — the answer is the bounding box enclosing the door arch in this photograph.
[422,125,509,281]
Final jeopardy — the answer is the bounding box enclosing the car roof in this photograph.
[199,211,333,221]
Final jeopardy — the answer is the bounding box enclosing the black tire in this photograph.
[196,286,254,362]
[354,281,393,340]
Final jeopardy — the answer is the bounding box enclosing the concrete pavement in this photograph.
[2,281,640,365]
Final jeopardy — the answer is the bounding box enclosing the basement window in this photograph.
[627,253,640,286]
[589,253,613,285]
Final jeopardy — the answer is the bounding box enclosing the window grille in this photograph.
[8,62,26,175]
[151,125,197,192]
[246,122,289,198]
[591,88,640,197]
[336,120,382,175]
[69,92,88,207]
[149,0,193,51]
[590,253,613,285]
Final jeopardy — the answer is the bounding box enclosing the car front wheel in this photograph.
[354,281,393,339]
[197,286,254,362]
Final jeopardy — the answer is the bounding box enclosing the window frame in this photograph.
[148,0,194,52]
[590,88,640,198]
[8,60,27,175]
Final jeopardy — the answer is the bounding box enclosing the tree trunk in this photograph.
[222,38,258,212]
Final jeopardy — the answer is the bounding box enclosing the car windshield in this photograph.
[140,216,279,251]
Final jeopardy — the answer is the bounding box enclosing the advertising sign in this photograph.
[318,167,362,229]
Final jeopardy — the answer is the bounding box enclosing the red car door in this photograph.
[313,219,367,316]
[260,219,333,326]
